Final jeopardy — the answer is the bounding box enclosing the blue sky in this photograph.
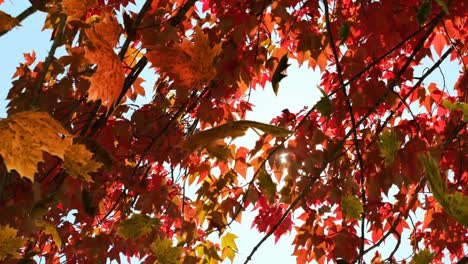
[0,1,463,263]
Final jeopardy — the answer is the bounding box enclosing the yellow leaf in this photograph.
[0,225,25,261]
[84,13,125,105]
[63,143,102,182]
[341,195,363,220]
[117,214,160,239]
[378,129,400,165]
[182,120,292,152]
[151,237,182,264]
[419,153,468,227]
[34,220,62,248]
[410,249,434,264]
[221,232,238,262]
[0,10,19,32]
[146,26,222,88]
[0,111,73,181]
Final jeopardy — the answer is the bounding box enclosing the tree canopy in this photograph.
[0,0,466,263]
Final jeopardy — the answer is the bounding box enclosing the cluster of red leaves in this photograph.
[0,0,466,263]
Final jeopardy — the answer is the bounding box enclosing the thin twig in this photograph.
[0,5,37,37]
[31,15,67,108]
[323,2,367,262]
[243,9,445,264]
[118,0,153,60]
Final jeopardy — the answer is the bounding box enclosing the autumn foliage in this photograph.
[0,0,467,263]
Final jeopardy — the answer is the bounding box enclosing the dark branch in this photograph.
[31,15,67,108]
[0,5,37,37]
[323,2,367,262]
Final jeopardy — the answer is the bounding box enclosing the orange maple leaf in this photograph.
[62,0,97,20]
[84,11,124,105]
[146,26,222,88]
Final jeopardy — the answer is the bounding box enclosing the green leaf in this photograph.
[338,21,350,45]
[341,195,363,220]
[35,220,62,248]
[417,0,432,25]
[378,129,400,165]
[316,87,332,120]
[410,249,434,264]
[182,120,292,152]
[271,53,290,95]
[258,167,277,203]
[0,225,25,261]
[221,232,238,262]
[442,100,468,121]
[117,214,160,239]
[151,237,182,264]
[435,0,449,14]
[419,153,468,227]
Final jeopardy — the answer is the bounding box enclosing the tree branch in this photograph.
[0,5,37,37]
[323,2,367,262]
[243,8,446,264]
[31,14,67,108]
[118,0,153,60]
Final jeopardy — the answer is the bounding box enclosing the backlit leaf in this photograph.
[150,237,182,264]
[62,0,96,20]
[35,220,62,248]
[221,232,238,262]
[0,111,73,180]
[271,53,290,95]
[410,249,434,264]
[147,26,222,88]
[117,214,160,239]
[341,195,363,220]
[182,120,292,152]
[63,143,103,182]
[378,129,400,165]
[419,153,468,227]
[84,12,125,105]
[316,87,332,120]
[258,167,277,203]
[0,225,25,261]
[442,100,468,121]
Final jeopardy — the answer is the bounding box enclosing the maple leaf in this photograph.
[419,153,468,227]
[63,143,103,182]
[341,195,363,220]
[62,0,97,20]
[117,214,160,239]
[410,249,434,264]
[181,120,292,152]
[378,129,400,165]
[271,53,290,95]
[316,87,332,121]
[0,225,25,261]
[258,167,277,204]
[34,220,62,248]
[221,232,238,263]
[84,12,125,105]
[442,100,468,121]
[0,111,73,180]
[146,26,222,88]
[150,237,182,264]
